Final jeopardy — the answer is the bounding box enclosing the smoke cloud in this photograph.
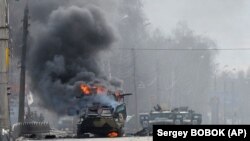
[27,5,119,115]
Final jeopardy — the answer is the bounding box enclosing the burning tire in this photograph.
[106,128,124,137]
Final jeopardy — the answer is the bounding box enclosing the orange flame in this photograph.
[80,84,91,95]
[95,85,107,94]
[107,131,118,137]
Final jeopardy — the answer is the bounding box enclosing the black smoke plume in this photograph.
[27,5,118,115]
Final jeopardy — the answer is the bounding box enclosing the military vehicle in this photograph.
[137,105,202,136]
[171,106,202,125]
[139,113,150,130]
[191,113,202,125]
[75,84,131,138]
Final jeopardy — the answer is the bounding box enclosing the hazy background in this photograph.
[7,0,250,132]
[143,0,250,72]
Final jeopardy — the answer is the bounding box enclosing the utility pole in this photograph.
[132,48,139,131]
[0,0,10,130]
[156,56,160,104]
[18,2,29,123]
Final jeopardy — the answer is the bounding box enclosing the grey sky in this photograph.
[142,0,250,72]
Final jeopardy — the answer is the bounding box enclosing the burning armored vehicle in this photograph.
[75,84,132,137]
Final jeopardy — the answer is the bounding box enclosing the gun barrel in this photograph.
[120,93,133,96]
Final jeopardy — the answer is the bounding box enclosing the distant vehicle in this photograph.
[191,113,202,125]
[75,84,132,138]
[139,113,150,129]
[172,107,202,125]
[137,106,202,135]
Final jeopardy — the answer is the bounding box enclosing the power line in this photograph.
[115,48,250,51]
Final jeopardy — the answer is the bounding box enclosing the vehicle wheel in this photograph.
[118,129,125,137]
[76,128,84,138]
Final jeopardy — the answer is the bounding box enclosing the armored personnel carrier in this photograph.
[171,106,202,125]
[77,103,127,137]
[137,105,202,135]
[76,84,131,137]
